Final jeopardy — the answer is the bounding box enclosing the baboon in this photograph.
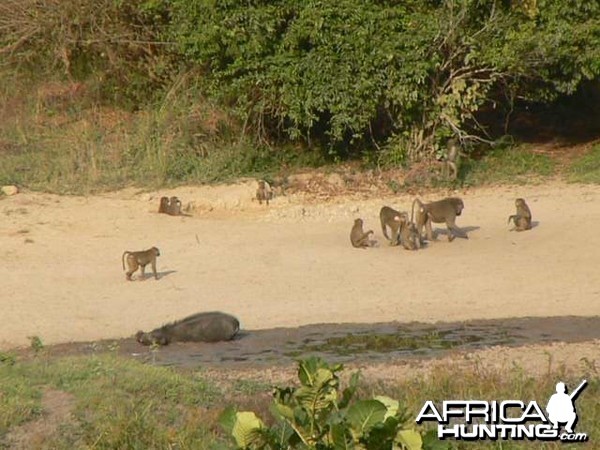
[122,247,160,281]
[158,196,169,214]
[411,197,467,242]
[442,138,462,180]
[158,196,184,216]
[399,220,421,250]
[168,196,182,215]
[136,311,240,346]
[380,206,409,246]
[507,198,532,231]
[256,180,273,205]
[350,218,374,248]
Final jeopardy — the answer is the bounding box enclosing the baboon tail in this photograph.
[122,251,129,270]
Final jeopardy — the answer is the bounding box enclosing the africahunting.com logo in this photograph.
[416,380,589,443]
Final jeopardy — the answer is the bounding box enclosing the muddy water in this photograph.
[41,316,600,369]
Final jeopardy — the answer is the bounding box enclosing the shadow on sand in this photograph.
[40,316,600,369]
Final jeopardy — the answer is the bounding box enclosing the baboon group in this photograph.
[351,197,532,249]
[122,183,277,346]
[119,179,532,346]
[158,195,184,216]
[124,194,242,346]
[122,180,275,283]
[121,196,186,283]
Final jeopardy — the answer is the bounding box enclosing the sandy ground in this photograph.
[1,181,600,349]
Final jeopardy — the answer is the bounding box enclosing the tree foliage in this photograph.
[0,0,175,105]
[167,0,600,159]
[1,0,598,161]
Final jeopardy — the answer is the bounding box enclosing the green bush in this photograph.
[1,0,599,189]
[168,0,600,159]
[220,357,425,449]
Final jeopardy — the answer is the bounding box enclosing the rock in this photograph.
[326,173,346,189]
[1,185,18,196]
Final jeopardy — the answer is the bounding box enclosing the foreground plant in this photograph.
[220,357,425,449]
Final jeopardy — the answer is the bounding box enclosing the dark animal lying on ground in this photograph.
[136,311,240,346]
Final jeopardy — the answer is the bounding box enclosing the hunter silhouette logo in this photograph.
[546,380,587,434]
[416,379,589,442]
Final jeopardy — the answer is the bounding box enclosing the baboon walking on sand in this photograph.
[380,206,408,246]
[122,247,160,281]
[411,197,468,242]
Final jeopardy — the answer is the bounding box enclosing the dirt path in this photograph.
[4,388,75,450]
[1,181,599,349]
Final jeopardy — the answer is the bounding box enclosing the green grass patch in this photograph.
[0,354,226,449]
[303,331,462,356]
[567,144,600,184]
[0,69,328,195]
[0,359,43,436]
[463,145,556,186]
[1,352,598,449]
[298,328,515,357]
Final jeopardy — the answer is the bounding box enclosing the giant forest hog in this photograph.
[136,311,240,346]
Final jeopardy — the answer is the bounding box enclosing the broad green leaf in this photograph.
[374,395,400,420]
[294,384,338,414]
[272,402,295,421]
[313,368,337,387]
[395,428,423,450]
[346,399,387,435]
[330,422,352,450]
[339,371,360,409]
[231,411,265,448]
[297,356,325,385]
[218,406,237,434]
[422,429,453,450]
[297,357,343,386]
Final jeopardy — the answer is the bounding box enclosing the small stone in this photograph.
[1,185,18,196]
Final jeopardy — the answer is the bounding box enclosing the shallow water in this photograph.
[43,316,600,369]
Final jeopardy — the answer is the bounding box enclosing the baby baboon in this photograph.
[122,246,160,281]
[411,197,467,242]
[508,198,532,231]
[158,196,170,214]
[136,311,240,346]
[442,138,462,180]
[399,220,421,250]
[256,180,274,205]
[350,218,374,248]
[380,206,408,246]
